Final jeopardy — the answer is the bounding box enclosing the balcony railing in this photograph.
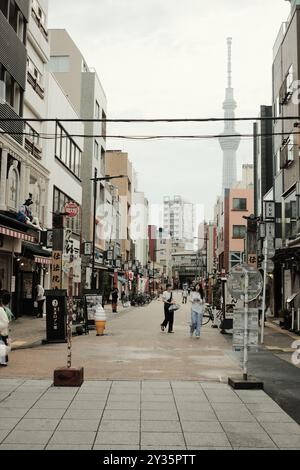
[25,137,42,160]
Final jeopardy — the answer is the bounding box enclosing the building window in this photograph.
[7,166,19,210]
[275,96,281,119]
[101,146,105,173]
[17,9,25,41]
[288,134,295,164]
[95,101,100,119]
[81,60,88,72]
[232,198,247,211]
[286,65,294,92]
[25,122,42,159]
[8,0,18,32]
[230,252,244,268]
[53,186,80,235]
[94,140,99,160]
[275,149,280,175]
[280,65,294,106]
[31,0,48,38]
[0,0,8,18]
[27,57,44,98]
[55,123,82,179]
[48,56,70,73]
[4,71,13,107]
[280,134,297,168]
[102,110,106,140]
[232,225,246,239]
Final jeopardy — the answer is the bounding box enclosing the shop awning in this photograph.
[0,225,37,243]
[22,241,52,261]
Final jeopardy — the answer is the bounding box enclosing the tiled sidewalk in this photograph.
[0,379,299,450]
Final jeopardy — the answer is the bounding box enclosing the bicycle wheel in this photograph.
[202,314,211,326]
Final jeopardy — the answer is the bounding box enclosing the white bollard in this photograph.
[212,308,218,328]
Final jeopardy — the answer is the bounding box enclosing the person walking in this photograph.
[35,283,45,318]
[182,288,188,304]
[0,291,10,367]
[111,288,119,313]
[190,284,205,339]
[161,284,175,333]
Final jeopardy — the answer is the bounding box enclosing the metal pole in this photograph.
[261,239,268,344]
[67,258,74,369]
[222,278,226,322]
[243,270,249,381]
[91,168,97,290]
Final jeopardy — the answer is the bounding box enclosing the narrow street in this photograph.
[0,296,300,450]
[5,293,240,381]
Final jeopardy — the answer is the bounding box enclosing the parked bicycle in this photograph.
[202,304,223,326]
[130,293,153,307]
[202,302,237,327]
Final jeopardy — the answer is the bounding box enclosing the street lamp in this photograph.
[90,169,127,290]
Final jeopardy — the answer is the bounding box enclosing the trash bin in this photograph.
[45,290,67,343]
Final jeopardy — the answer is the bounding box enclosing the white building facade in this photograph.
[163,195,194,251]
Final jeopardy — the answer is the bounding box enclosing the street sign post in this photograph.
[227,264,263,389]
[65,202,79,218]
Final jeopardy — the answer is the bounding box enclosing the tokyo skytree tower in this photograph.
[218,38,241,191]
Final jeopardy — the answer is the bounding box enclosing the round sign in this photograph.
[65,202,79,218]
[227,264,263,301]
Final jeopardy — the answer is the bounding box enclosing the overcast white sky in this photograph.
[48,0,290,223]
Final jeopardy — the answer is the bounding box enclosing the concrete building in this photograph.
[171,251,199,287]
[218,187,254,272]
[214,162,254,273]
[219,38,241,192]
[156,228,172,284]
[48,29,107,290]
[43,72,84,294]
[0,0,52,316]
[264,0,300,315]
[207,222,217,276]
[105,150,133,262]
[132,180,149,268]
[253,106,273,219]
[236,164,254,190]
[163,195,194,251]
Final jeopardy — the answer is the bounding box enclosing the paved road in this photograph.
[4,293,241,381]
[221,321,300,425]
[2,294,300,450]
[0,378,299,450]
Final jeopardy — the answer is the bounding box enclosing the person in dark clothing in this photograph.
[111,288,119,313]
[161,284,175,333]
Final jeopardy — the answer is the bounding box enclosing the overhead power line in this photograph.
[0,130,298,141]
[0,116,300,123]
